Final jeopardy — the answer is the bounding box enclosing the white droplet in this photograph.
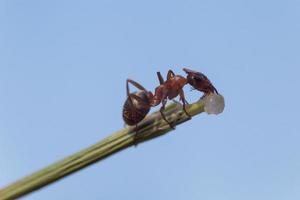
[203,93,225,115]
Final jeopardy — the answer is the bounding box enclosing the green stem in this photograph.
[0,100,205,200]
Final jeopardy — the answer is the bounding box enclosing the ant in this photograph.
[123,68,218,133]
[183,68,218,98]
[122,70,191,131]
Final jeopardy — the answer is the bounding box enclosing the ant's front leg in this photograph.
[179,90,192,119]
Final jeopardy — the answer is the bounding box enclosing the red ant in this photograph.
[122,70,191,130]
[123,68,218,132]
[183,68,218,98]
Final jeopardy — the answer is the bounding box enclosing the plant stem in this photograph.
[0,100,205,200]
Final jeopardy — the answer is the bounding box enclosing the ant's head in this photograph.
[183,68,204,81]
[183,68,218,95]
[183,68,205,86]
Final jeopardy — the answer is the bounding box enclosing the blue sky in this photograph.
[1,0,300,199]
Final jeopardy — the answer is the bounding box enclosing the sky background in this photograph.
[1,0,300,199]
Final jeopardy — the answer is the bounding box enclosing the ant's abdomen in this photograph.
[122,91,151,126]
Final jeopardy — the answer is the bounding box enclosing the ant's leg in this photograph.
[157,72,165,84]
[179,89,192,118]
[127,79,148,92]
[126,79,151,109]
[160,99,175,129]
[126,79,149,106]
[180,93,190,105]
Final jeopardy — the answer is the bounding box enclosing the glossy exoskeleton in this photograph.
[122,79,153,128]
